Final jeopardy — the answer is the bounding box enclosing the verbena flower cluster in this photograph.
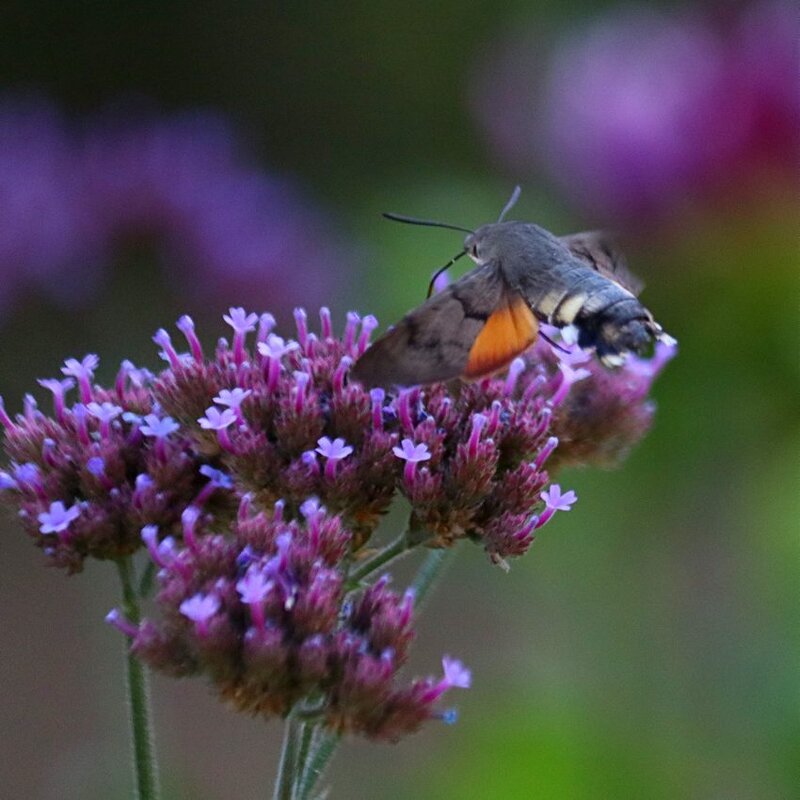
[0,306,673,740]
[0,357,216,572]
[0,95,347,314]
[122,499,471,739]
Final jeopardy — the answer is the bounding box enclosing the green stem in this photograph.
[345,529,410,588]
[273,713,302,800]
[116,557,160,800]
[291,722,316,800]
[411,547,454,606]
[297,729,341,800]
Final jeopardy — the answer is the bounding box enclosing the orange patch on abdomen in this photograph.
[463,296,538,380]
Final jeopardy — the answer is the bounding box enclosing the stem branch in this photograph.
[116,557,160,800]
[273,713,302,800]
[346,529,410,588]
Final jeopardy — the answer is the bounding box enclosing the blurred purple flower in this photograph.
[472,1,799,222]
[0,96,105,312]
[81,109,348,314]
[0,97,350,319]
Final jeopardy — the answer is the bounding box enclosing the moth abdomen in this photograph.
[574,294,660,365]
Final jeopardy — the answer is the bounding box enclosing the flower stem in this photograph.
[345,529,409,588]
[291,722,316,799]
[297,728,341,800]
[116,557,160,800]
[411,547,454,606]
[273,713,302,800]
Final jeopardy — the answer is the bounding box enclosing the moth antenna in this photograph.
[427,250,467,298]
[497,185,522,222]
[382,212,474,235]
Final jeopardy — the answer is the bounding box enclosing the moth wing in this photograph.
[560,231,644,296]
[463,294,538,379]
[352,262,530,387]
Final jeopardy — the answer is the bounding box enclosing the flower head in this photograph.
[0,356,210,571]
[4,304,671,744]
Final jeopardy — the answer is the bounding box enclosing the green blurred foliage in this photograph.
[0,2,797,799]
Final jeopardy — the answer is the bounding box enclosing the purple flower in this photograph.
[315,436,354,481]
[14,462,41,487]
[0,97,101,313]
[213,388,252,410]
[0,98,356,318]
[87,401,123,423]
[52,303,669,749]
[315,436,354,461]
[38,500,81,535]
[257,334,299,360]
[1,347,210,571]
[198,465,233,489]
[86,401,123,438]
[541,484,577,512]
[472,1,799,224]
[38,378,74,422]
[551,361,592,406]
[441,656,472,690]
[393,438,432,485]
[236,565,273,605]
[392,439,431,463]
[61,355,99,403]
[536,484,577,529]
[86,456,106,476]
[62,354,99,380]
[179,592,221,633]
[198,407,237,431]
[82,108,350,314]
[236,565,273,629]
[224,307,259,335]
[105,609,139,638]
[140,413,180,439]
[299,497,323,519]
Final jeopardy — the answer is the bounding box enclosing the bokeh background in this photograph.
[1,2,797,798]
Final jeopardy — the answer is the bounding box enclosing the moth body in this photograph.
[468,221,661,366]
[352,195,669,388]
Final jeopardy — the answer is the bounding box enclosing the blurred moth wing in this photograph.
[559,230,644,296]
[350,262,537,387]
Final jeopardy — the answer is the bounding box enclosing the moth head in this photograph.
[464,225,497,265]
[464,228,488,264]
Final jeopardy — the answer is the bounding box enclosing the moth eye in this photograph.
[470,244,479,258]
